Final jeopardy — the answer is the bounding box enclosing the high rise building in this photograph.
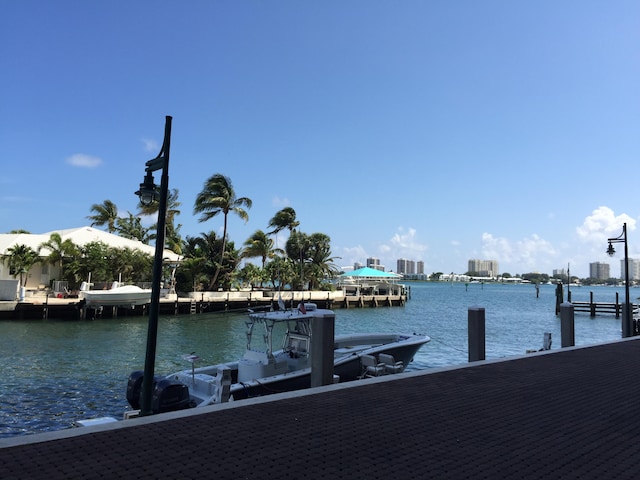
[397,258,408,274]
[397,258,419,274]
[366,257,384,271]
[417,261,424,275]
[467,259,499,277]
[621,258,640,281]
[553,268,566,277]
[589,262,610,280]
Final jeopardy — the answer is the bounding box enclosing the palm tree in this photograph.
[87,200,119,233]
[267,207,299,235]
[3,244,40,287]
[285,230,311,290]
[242,230,274,269]
[138,188,182,251]
[38,233,78,283]
[307,233,341,289]
[115,213,151,243]
[194,174,252,289]
[181,232,222,291]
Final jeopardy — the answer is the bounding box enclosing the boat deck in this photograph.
[2,338,640,479]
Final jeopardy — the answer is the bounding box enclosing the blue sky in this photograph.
[1,1,638,278]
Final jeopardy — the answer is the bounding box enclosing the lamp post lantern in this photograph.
[135,115,172,416]
[607,223,632,337]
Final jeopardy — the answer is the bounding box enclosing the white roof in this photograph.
[0,226,181,262]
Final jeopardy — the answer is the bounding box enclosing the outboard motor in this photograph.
[126,371,145,409]
[151,378,190,414]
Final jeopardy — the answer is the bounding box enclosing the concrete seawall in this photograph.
[0,290,408,320]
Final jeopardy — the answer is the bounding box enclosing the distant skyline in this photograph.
[2,2,639,279]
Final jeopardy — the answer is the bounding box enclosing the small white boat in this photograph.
[79,281,151,308]
[125,303,430,414]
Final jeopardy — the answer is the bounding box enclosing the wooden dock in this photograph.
[568,291,633,318]
[0,291,408,320]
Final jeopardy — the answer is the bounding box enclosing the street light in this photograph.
[607,222,632,337]
[135,115,172,416]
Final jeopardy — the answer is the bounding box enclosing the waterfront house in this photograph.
[0,226,180,293]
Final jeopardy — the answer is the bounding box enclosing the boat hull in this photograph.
[80,285,151,307]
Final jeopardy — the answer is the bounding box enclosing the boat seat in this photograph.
[378,353,404,374]
[361,354,385,378]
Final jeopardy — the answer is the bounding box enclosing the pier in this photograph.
[568,291,633,318]
[0,290,408,320]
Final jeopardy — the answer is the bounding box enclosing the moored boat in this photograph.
[79,281,152,308]
[125,303,430,415]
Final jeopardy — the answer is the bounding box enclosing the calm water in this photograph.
[0,282,626,438]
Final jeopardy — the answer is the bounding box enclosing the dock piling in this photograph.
[310,312,335,387]
[468,306,486,362]
[560,302,575,347]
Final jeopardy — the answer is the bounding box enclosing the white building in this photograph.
[622,258,640,281]
[0,226,181,288]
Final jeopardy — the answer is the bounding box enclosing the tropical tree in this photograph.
[74,241,112,283]
[306,233,341,289]
[267,207,299,235]
[138,188,183,252]
[110,247,153,283]
[285,231,311,290]
[7,229,30,234]
[264,256,296,290]
[164,222,183,255]
[3,244,40,287]
[242,230,274,269]
[237,263,264,289]
[116,213,150,243]
[178,232,221,291]
[87,200,119,233]
[38,233,78,284]
[193,174,252,289]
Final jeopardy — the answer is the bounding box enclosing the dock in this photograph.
[2,337,639,478]
[568,291,633,317]
[0,290,408,320]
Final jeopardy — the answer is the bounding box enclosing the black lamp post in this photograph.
[135,115,172,416]
[607,222,632,337]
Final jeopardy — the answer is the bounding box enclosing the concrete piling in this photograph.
[310,312,335,387]
[468,306,486,362]
[560,302,575,347]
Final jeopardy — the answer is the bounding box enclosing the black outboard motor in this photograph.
[126,370,146,409]
[151,378,190,413]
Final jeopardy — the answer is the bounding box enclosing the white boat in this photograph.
[125,303,430,414]
[79,281,151,308]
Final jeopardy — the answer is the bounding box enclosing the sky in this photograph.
[1,1,639,279]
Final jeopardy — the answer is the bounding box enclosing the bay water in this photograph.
[0,282,626,438]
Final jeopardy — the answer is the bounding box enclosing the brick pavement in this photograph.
[2,338,640,479]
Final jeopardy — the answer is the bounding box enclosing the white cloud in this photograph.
[576,206,635,245]
[375,227,428,269]
[481,232,556,273]
[141,138,159,153]
[271,196,290,208]
[66,153,103,168]
[336,245,368,270]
